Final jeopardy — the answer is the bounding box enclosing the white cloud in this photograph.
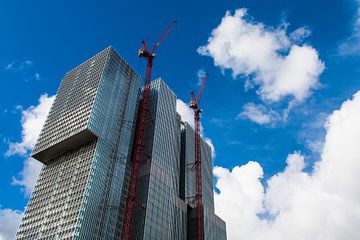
[176,98,206,133]
[214,90,360,240]
[197,69,207,86]
[0,208,23,240]
[176,99,195,129]
[6,94,54,196]
[6,94,55,156]
[4,62,14,70]
[4,60,34,72]
[298,112,328,154]
[198,9,324,103]
[3,60,42,82]
[34,73,41,81]
[204,137,216,158]
[339,0,360,56]
[214,162,266,239]
[12,158,43,196]
[237,103,280,125]
[20,60,34,70]
[289,26,311,43]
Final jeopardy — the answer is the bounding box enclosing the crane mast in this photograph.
[120,21,176,240]
[189,73,207,240]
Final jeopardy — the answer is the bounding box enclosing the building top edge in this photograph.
[63,46,142,79]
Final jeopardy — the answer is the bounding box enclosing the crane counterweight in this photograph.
[138,48,156,59]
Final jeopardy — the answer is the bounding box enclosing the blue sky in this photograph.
[0,0,360,239]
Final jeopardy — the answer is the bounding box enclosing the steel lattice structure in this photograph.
[189,73,207,240]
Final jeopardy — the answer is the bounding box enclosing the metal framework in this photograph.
[121,21,177,240]
[189,73,207,240]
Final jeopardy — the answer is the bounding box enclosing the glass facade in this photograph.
[180,122,226,240]
[131,79,187,240]
[16,140,97,240]
[16,47,226,240]
[77,48,140,240]
[180,122,214,211]
[187,206,227,240]
[131,79,226,240]
[16,47,141,240]
[203,207,227,240]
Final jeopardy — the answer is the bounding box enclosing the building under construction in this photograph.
[15,46,226,240]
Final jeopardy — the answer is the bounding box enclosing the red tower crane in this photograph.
[189,73,207,240]
[121,21,177,240]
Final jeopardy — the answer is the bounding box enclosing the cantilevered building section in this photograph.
[16,47,141,240]
[16,47,226,240]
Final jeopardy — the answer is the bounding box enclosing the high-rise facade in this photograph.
[180,122,226,240]
[16,47,226,240]
[131,79,187,240]
[16,47,141,240]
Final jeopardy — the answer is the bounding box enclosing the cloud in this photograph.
[4,60,34,72]
[198,9,324,103]
[6,94,54,196]
[289,26,311,43]
[12,158,43,196]
[176,98,207,133]
[6,94,55,156]
[338,0,360,56]
[237,103,280,125]
[204,137,216,158]
[214,90,360,240]
[34,73,41,81]
[20,60,34,70]
[0,208,23,240]
[197,69,207,86]
[298,112,329,154]
[4,62,15,70]
[3,60,41,82]
[176,99,195,129]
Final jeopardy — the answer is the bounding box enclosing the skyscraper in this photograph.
[16,47,226,240]
[16,47,141,239]
[130,79,186,240]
